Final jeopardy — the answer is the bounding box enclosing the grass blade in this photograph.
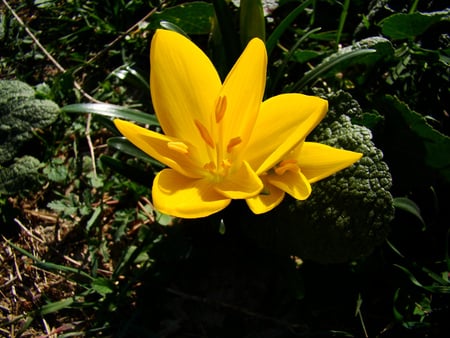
[265,0,314,57]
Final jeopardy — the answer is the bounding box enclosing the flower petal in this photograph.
[217,38,267,156]
[114,119,203,178]
[266,169,312,200]
[150,29,221,148]
[298,142,363,183]
[247,94,328,174]
[153,169,231,218]
[246,181,285,214]
[214,161,263,199]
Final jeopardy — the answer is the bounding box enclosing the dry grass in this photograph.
[1,206,96,337]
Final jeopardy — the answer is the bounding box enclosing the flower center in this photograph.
[191,95,243,180]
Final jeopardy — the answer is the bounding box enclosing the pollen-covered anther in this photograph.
[221,159,232,169]
[194,119,215,149]
[167,141,189,154]
[274,159,299,175]
[203,161,216,173]
[227,137,242,153]
[215,95,227,123]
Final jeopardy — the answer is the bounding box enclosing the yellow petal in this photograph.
[246,182,285,214]
[217,38,267,155]
[114,119,203,178]
[153,169,231,218]
[246,94,328,174]
[150,29,221,149]
[298,142,363,183]
[266,169,312,200]
[214,161,263,199]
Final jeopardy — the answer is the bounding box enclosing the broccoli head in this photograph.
[236,91,394,263]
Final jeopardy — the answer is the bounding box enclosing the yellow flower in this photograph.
[114,29,361,218]
[115,29,267,218]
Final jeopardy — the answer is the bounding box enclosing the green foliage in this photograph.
[0,80,59,164]
[148,1,214,34]
[0,155,41,195]
[382,95,450,183]
[380,10,449,40]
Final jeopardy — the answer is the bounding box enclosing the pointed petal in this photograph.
[246,93,328,174]
[153,169,231,218]
[214,161,263,199]
[150,29,221,145]
[217,38,267,154]
[298,142,363,183]
[114,119,203,178]
[246,183,285,214]
[267,169,312,200]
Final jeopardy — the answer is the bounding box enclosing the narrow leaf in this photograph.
[265,0,314,57]
[292,49,376,91]
[393,197,426,229]
[62,103,159,126]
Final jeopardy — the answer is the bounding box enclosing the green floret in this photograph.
[239,91,394,263]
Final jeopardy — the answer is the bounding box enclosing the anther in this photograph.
[203,161,216,173]
[274,159,298,175]
[194,119,215,149]
[215,95,227,123]
[221,159,232,169]
[167,141,189,154]
[227,137,242,153]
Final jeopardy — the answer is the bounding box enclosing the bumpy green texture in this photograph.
[0,80,59,164]
[0,156,41,195]
[240,91,394,263]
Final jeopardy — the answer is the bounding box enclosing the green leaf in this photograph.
[91,277,115,296]
[159,20,189,36]
[44,159,69,183]
[394,264,450,294]
[240,0,266,46]
[383,95,450,183]
[0,80,60,164]
[61,103,159,126]
[6,239,93,280]
[100,155,154,186]
[148,1,214,35]
[108,137,158,165]
[0,156,41,195]
[393,197,426,229]
[291,49,321,63]
[292,36,394,91]
[38,297,76,315]
[380,10,449,40]
[293,49,376,91]
[211,0,241,75]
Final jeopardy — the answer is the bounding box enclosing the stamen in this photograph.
[204,161,216,173]
[167,141,189,154]
[219,159,232,177]
[215,95,227,123]
[227,137,242,153]
[274,159,298,176]
[221,159,232,169]
[194,119,215,149]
